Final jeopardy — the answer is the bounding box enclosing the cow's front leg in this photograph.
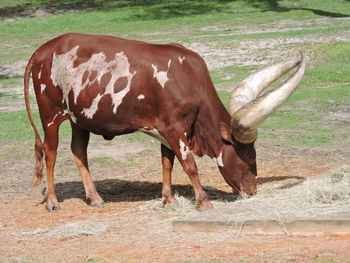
[161,144,178,206]
[71,123,104,207]
[163,131,213,210]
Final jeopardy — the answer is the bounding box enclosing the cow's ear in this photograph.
[219,122,233,144]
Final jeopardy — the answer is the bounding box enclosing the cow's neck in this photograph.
[190,97,230,160]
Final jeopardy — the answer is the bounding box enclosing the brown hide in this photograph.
[24,33,256,211]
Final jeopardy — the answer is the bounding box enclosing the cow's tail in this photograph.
[24,54,44,187]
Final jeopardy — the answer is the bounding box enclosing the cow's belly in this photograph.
[138,128,172,149]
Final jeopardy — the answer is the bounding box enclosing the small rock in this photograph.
[187,244,201,248]
[32,8,52,18]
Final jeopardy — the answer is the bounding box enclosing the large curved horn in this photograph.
[230,53,306,143]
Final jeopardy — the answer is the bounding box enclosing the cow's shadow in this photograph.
[49,175,305,204]
[51,179,237,203]
[257,175,305,184]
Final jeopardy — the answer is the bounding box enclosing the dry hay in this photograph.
[139,192,196,214]
[12,221,110,240]
[47,221,110,239]
[222,165,350,222]
[139,166,350,224]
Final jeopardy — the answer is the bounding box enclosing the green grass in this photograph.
[91,156,123,167]
[0,110,71,141]
[1,0,350,64]
[211,65,255,89]
[259,82,350,147]
[0,0,350,150]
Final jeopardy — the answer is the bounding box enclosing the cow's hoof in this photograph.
[45,203,61,212]
[162,196,179,207]
[44,196,61,212]
[91,200,105,208]
[197,200,213,211]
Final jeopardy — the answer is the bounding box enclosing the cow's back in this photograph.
[31,33,213,137]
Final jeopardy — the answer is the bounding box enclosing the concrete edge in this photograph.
[172,219,350,235]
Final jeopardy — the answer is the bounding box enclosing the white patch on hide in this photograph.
[139,128,171,149]
[50,46,136,120]
[212,151,224,167]
[137,94,145,101]
[81,93,103,119]
[63,108,76,123]
[38,65,42,79]
[179,139,190,160]
[40,84,46,93]
[47,111,65,127]
[152,59,171,88]
[178,56,185,64]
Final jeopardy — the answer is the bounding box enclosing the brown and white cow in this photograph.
[24,33,306,211]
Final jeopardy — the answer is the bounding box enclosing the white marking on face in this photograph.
[47,111,66,127]
[178,56,185,64]
[40,84,46,93]
[152,59,171,88]
[51,46,136,119]
[137,94,145,101]
[212,151,224,167]
[139,128,171,149]
[179,139,190,160]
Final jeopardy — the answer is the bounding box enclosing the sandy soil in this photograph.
[0,136,349,263]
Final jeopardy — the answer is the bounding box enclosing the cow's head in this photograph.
[218,54,306,196]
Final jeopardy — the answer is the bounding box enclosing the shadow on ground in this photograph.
[51,178,236,203]
[48,175,305,204]
[257,175,305,184]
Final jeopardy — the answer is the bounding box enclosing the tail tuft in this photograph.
[32,135,44,187]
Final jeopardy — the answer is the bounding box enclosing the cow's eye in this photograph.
[247,153,255,161]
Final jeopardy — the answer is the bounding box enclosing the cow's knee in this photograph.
[182,158,198,177]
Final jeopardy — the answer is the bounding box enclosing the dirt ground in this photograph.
[0,136,350,263]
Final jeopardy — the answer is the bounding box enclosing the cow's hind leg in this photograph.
[161,144,178,206]
[70,122,104,207]
[42,122,61,211]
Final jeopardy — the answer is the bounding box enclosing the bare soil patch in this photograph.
[189,17,350,70]
[0,136,349,262]
[0,60,26,78]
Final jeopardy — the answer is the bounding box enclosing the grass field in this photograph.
[1,0,350,149]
